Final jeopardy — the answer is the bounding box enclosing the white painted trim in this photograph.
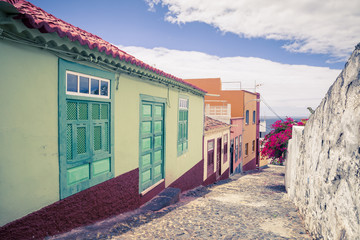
[140,179,165,196]
[66,70,110,99]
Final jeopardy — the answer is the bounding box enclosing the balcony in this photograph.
[205,103,231,124]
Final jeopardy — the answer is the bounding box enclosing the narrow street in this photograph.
[53,165,311,240]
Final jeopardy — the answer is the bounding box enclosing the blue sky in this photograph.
[29,0,359,117]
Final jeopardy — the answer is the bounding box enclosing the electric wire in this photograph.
[260,95,283,121]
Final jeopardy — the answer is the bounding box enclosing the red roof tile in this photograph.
[204,116,230,131]
[1,0,205,93]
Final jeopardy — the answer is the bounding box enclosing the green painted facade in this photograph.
[0,7,204,226]
[114,74,204,187]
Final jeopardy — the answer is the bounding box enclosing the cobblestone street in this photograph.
[53,165,311,239]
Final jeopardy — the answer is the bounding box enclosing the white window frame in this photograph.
[179,98,188,109]
[66,70,110,99]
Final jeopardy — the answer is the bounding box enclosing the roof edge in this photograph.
[0,0,206,94]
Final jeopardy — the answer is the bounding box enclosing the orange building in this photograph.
[185,78,260,172]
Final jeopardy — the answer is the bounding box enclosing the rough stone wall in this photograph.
[285,125,304,199]
[286,44,360,239]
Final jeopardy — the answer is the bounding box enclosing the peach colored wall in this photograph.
[218,91,244,118]
[242,92,258,169]
[185,78,246,117]
[185,78,259,171]
[184,78,222,101]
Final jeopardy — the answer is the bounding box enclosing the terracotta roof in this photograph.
[204,116,230,131]
[1,0,205,93]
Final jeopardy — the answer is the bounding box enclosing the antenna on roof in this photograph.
[255,80,263,93]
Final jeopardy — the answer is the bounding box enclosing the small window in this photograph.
[238,135,242,158]
[245,143,249,156]
[208,140,214,151]
[235,137,239,162]
[91,79,99,95]
[253,110,256,124]
[223,134,228,163]
[79,76,89,93]
[101,81,109,96]
[252,140,255,152]
[207,140,215,176]
[245,110,249,124]
[67,74,78,92]
[66,71,110,98]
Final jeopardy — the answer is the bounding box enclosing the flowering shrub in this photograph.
[261,117,305,165]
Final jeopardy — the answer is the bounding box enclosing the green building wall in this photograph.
[0,40,60,226]
[0,38,204,227]
[114,74,204,187]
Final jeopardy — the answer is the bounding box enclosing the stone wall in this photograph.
[286,44,360,239]
[285,125,304,199]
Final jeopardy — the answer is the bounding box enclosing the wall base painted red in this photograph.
[0,169,141,240]
[243,157,257,171]
[203,172,216,186]
[169,160,204,192]
[220,168,229,180]
[0,160,206,240]
[140,181,165,205]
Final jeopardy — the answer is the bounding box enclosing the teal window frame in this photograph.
[252,110,256,124]
[58,59,115,199]
[245,110,249,124]
[177,95,189,156]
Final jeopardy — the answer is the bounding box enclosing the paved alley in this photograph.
[52,166,311,240]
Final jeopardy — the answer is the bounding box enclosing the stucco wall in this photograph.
[115,73,204,188]
[0,40,59,226]
[285,45,360,239]
[242,92,257,170]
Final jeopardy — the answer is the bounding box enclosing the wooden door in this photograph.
[139,101,165,192]
[230,139,234,174]
[216,137,222,179]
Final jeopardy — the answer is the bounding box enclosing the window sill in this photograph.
[140,179,164,196]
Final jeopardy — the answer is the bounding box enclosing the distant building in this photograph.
[259,120,267,138]
[185,78,260,173]
[203,117,231,185]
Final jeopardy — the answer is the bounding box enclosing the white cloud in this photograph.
[119,45,341,117]
[145,0,360,60]
[144,0,160,12]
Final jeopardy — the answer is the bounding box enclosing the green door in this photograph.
[139,100,165,192]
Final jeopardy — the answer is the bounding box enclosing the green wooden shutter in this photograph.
[63,100,112,197]
[139,98,165,193]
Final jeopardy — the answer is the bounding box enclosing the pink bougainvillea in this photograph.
[261,117,305,165]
